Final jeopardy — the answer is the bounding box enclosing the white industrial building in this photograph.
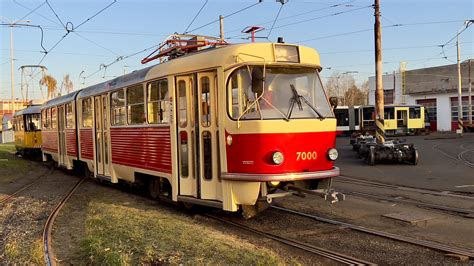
[369,60,474,131]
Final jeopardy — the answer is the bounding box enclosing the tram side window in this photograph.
[66,103,74,128]
[201,77,211,127]
[46,109,51,129]
[147,79,169,124]
[51,108,57,129]
[384,108,394,119]
[409,107,421,119]
[42,110,48,129]
[111,90,126,125]
[82,98,93,128]
[127,85,145,125]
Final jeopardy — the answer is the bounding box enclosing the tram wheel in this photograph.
[367,148,375,166]
[412,149,419,165]
[148,178,160,199]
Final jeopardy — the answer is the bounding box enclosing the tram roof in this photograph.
[13,105,42,117]
[42,90,82,110]
[77,42,321,99]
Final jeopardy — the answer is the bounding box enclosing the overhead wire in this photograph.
[227,4,372,40]
[225,0,355,35]
[267,0,287,39]
[184,0,209,34]
[186,0,263,34]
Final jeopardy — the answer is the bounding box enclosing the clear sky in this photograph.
[1,0,473,101]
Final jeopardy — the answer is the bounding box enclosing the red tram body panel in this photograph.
[110,127,172,173]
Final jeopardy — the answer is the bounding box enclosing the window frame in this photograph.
[111,88,127,126]
[146,79,169,125]
[126,84,146,125]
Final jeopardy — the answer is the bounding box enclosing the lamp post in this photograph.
[1,17,31,112]
[456,19,474,134]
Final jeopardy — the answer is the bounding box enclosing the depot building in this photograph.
[368,59,474,131]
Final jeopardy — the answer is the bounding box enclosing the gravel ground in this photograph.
[0,169,83,264]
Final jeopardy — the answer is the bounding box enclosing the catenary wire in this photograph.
[186,0,263,33]
[184,0,209,34]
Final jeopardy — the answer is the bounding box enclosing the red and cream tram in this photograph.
[41,40,340,216]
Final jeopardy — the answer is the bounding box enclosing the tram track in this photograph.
[337,175,474,199]
[0,167,54,205]
[43,176,86,266]
[339,190,474,218]
[272,206,474,260]
[204,214,374,265]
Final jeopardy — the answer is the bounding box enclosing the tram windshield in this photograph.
[25,114,41,131]
[228,66,333,120]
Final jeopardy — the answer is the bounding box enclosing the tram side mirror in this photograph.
[329,97,338,110]
[251,67,264,96]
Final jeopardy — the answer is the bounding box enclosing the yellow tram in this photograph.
[12,105,42,156]
[360,104,425,135]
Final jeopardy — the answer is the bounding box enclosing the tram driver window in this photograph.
[384,108,394,119]
[82,98,93,128]
[111,90,126,125]
[147,79,169,124]
[127,84,146,125]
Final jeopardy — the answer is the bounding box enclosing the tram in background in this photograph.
[12,105,42,157]
[336,104,426,136]
[41,36,341,217]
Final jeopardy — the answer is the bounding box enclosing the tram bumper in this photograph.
[221,167,342,212]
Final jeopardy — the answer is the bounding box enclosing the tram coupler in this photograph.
[287,186,345,204]
[361,140,419,166]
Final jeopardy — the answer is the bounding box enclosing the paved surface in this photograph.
[335,133,474,193]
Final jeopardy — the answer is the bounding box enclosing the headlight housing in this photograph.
[272,151,284,165]
[327,148,338,161]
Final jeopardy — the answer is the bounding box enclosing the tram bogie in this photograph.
[40,40,341,216]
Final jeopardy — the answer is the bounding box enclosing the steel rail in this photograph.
[0,167,54,205]
[43,176,86,266]
[272,206,474,259]
[458,150,474,167]
[341,190,474,217]
[205,214,374,265]
[337,175,474,200]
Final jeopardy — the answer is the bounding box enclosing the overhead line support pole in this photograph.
[374,0,385,144]
[219,15,224,41]
[469,59,472,127]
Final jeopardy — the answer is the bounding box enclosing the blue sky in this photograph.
[1,0,473,100]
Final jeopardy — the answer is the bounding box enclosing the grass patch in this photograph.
[4,238,43,264]
[0,143,33,184]
[80,200,287,265]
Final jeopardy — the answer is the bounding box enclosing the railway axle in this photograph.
[354,136,419,165]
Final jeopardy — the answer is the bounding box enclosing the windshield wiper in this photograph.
[287,84,325,120]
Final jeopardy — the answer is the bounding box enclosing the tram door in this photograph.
[176,72,220,200]
[94,95,110,176]
[397,109,408,128]
[58,105,67,166]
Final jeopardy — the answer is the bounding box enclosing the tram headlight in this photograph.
[327,148,338,161]
[226,135,233,146]
[272,151,284,165]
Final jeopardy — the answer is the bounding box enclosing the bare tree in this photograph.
[344,85,366,105]
[60,74,74,95]
[39,74,57,99]
[325,72,356,106]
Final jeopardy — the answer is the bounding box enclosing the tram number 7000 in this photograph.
[296,151,317,161]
